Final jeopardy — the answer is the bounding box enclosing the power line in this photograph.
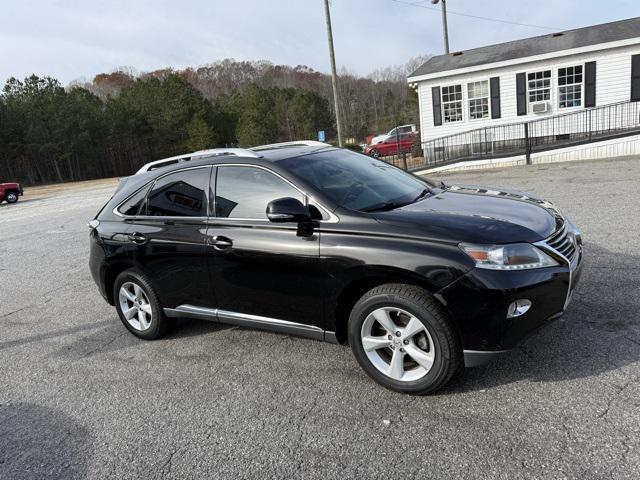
[389,0,563,31]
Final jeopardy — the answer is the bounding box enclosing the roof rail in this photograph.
[135,148,261,174]
[250,140,331,151]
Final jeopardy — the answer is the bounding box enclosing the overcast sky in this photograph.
[1,0,638,85]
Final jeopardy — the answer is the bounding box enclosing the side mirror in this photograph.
[267,197,315,237]
[267,197,311,223]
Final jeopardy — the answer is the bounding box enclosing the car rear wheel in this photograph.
[348,284,462,394]
[5,192,18,203]
[113,269,170,340]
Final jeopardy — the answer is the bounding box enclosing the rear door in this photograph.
[205,164,325,328]
[127,166,214,309]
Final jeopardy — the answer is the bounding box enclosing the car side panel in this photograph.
[318,225,471,322]
[89,220,135,303]
[205,221,325,328]
[128,217,213,309]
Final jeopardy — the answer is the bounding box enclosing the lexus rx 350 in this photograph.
[89,142,583,394]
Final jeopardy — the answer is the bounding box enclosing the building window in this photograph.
[528,70,551,103]
[467,81,489,119]
[558,65,583,108]
[441,85,463,122]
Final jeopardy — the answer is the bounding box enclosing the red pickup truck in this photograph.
[0,182,23,204]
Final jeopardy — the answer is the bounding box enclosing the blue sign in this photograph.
[318,130,326,142]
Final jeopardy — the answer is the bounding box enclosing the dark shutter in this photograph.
[490,77,501,119]
[584,61,596,107]
[516,73,527,116]
[432,86,442,126]
[632,54,640,102]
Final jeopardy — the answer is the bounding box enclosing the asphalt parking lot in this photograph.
[1,158,639,479]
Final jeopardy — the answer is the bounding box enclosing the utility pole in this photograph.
[431,0,450,54]
[323,0,343,146]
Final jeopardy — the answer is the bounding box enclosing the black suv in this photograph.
[89,142,583,394]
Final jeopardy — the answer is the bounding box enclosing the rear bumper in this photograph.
[439,248,583,367]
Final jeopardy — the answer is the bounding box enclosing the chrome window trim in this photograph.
[114,163,339,224]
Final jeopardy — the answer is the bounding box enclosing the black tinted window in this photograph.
[278,150,428,212]
[147,168,208,217]
[118,184,150,216]
[215,166,303,219]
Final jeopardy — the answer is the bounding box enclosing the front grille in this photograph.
[545,222,577,263]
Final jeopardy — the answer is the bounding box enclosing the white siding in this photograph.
[417,43,640,144]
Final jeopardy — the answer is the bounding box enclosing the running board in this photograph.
[164,305,337,342]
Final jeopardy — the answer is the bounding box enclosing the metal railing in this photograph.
[414,100,640,171]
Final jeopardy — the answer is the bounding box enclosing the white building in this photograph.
[408,17,640,150]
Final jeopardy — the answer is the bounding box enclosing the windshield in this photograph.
[278,150,432,212]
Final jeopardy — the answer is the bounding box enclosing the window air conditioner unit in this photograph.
[531,101,550,113]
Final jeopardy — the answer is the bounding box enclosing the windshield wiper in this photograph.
[362,201,410,212]
[413,188,431,203]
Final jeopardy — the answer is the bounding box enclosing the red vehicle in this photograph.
[364,133,417,158]
[0,182,23,204]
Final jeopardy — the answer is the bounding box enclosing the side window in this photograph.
[215,166,304,219]
[146,168,208,217]
[118,184,151,216]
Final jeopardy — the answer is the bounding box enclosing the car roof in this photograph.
[257,144,337,162]
[129,144,339,181]
[134,141,337,175]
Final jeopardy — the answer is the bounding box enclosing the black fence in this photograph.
[414,100,640,171]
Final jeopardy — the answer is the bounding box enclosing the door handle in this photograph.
[208,236,233,250]
[128,232,147,244]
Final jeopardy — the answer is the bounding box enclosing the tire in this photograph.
[369,149,380,159]
[348,283,462,394]
[113,269,170,340]
[5,192,18,204]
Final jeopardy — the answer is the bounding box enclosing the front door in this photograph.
[206,165,325,328]
[128,166,213,309]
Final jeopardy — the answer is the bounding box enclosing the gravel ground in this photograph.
[1,159,639,479]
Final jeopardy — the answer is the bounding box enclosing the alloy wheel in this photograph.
[118,281,153,331]
[360,307,435,382]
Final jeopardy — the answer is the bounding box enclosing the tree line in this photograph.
[0,57,427,185]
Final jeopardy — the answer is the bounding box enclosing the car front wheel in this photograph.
[5,192,18,203]
[348,284,462,394]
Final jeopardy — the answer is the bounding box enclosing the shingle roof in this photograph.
[409,17,640,79]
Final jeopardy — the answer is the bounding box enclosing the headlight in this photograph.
[459,243,559,270]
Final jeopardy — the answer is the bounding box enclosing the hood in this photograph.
[373,184,562,244]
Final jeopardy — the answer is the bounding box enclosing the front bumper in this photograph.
[438,243,583,367]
